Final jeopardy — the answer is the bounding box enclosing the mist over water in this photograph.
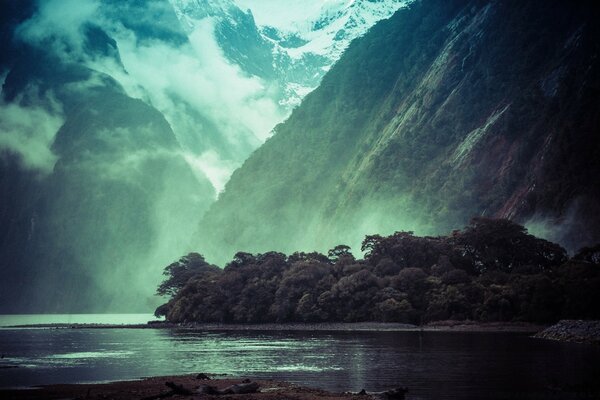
[0,314,160,327]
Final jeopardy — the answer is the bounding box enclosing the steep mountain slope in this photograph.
[195,0,600,264]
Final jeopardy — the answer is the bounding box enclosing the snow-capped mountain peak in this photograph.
[282,0,410,60]
[169,0,410,108]
[262,0,411,107]
[169,0,246,32]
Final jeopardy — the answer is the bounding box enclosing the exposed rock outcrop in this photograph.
[535,320,600,345]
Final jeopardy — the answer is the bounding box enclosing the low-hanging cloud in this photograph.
[93,15,285,187]
[0,84,64,173]
[15,0,285,193]
[104,19,281,142]
[16,0,99,62]
[182,149,237,195]
[10,0,286,190]
[4,0,289,311]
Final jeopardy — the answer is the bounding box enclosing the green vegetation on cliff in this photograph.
[157,218,600,324]
[195,0,600,265]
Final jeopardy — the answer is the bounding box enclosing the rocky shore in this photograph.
[0,375,405,400]
[534,320,600,344]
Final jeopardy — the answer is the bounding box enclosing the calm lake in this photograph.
[1,315,599,400]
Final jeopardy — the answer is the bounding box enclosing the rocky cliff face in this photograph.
[195,0,600,264]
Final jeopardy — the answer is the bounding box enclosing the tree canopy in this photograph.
[156,219,599,324]
[156,253,220,297]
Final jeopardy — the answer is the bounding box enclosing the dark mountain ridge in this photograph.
[194,0,600,264]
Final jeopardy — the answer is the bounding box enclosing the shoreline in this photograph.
[0,375,371,400]
[1,320,544,333]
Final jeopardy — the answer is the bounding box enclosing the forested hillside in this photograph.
[195,0,600,264]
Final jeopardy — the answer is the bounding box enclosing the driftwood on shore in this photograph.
[357,387,409,400]
[380,387,409,400]
[141,380,260,399]
[141,381,195,400]
[197,381,260,395]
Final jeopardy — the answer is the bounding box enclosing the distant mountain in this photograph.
[0,68,214,312]
[195,0,600,265]
[171,0,408,108]
[0,1,213,312]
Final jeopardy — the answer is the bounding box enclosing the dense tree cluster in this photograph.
[156,218,599,324]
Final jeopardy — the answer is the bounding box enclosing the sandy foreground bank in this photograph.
[0,375,383,400]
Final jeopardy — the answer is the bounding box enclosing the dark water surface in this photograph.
[1,327,599,399]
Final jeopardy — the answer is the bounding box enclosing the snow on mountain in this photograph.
[264,0,411,107]
[271,0,409,60]
[170,0,240,32]
[234,0,338,30]
[169,0,410,109]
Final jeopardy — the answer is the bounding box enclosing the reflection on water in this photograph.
[1,327,599,400]
[47,351,136,359]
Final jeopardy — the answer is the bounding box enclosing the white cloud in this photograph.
[0,93,64,173]
[16,0,99,61]
[14,0,285,191]
[185,19,283,141]
[182,149,236,195]
[91,14,284,187]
